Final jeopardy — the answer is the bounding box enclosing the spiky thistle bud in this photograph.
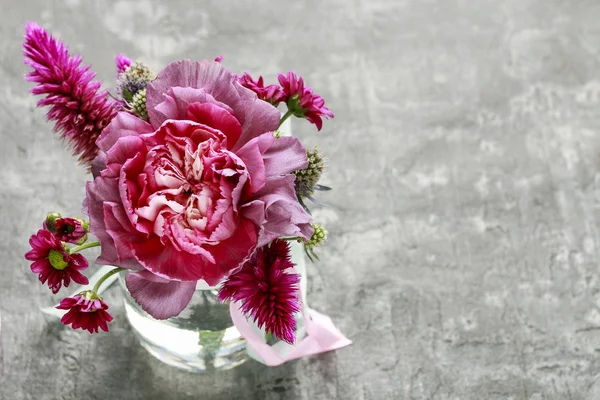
[131,89,148,120]
[305,223,327,249]
[295,146,324,196]
[118,62,155,101]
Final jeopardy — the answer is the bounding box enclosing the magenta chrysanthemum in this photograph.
[218,240,301,343]
[57,292,113,334]
[53,217,86,244]
[23,22,119,167]
[238,73,286,105]
[24,228,89,293]
[115,54,131,74]
[278,71,334,130]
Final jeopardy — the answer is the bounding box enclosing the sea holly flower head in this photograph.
[118,61,155,101]
[278,71,334,130]
[295,146,324,197]
[218,240,300,344]
[238,73,286,105]
[25,228,89,293]
[57,291,113,333]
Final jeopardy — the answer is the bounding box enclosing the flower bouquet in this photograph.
[22,22,350,368]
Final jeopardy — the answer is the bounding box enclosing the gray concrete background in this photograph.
[2,0,600,399]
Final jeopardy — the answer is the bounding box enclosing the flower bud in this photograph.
[131,89,148,120]
[305,223,327,249]
[45,212,62,233]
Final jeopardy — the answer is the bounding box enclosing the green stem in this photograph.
[69,241,100,254]
[92,267,126,294]
[277,110,293,129]
[280,236,304,242]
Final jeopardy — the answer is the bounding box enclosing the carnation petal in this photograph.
[125,270,196,319]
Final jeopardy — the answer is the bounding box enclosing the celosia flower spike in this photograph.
[23,22,120,167]
[218,240,300,343]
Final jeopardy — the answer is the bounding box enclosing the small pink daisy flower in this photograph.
[218,240,301,344]
[25,229,89,294]
[278,71,334,130]
[53,217,87,244]
[238,73,286,105]
[57,291,113,333]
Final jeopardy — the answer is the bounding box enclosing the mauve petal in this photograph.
[125,270,197,319]
[105,135,146,167]
[97,112,153,152]
[146,60,279,150]
[261,135,308,178]
[131,235,214,282]
[235,137,267,194]
[186,102,241,148]
[103,202,143,269]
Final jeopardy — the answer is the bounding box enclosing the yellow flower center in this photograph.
[48,249,68,270]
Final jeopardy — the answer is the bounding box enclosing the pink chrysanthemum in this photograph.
[115,54,131,74]
[218,240,301,343]
[238,73,286,105]
[24,229,89,294]
[53,217,86,244]
[57,291,113,333]
[278,71,334,130]
[23,22,119,167]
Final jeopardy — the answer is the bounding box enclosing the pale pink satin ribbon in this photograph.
[229,302,352,366]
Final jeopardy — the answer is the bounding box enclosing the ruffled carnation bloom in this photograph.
[278,72,334,130]
[238,73,286,105]
[86,60,313,320]
[53,217,86,244]
[218,240,300,343]
[57,291,113,333]
[24,229,89,293]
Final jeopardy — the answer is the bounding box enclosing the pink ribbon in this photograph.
[229,302,352,366]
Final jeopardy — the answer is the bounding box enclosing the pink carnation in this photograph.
[86,60,313,320]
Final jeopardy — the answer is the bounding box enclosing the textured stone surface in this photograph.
[2,0,600,399]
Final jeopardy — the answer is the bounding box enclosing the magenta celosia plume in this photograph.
[23,23,120,166]
[24,228,89,293]
[218,240,301,343]
[85,60,313,320]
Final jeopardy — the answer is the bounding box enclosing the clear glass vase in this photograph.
[118,276,248,372]
[118,115,301,372]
